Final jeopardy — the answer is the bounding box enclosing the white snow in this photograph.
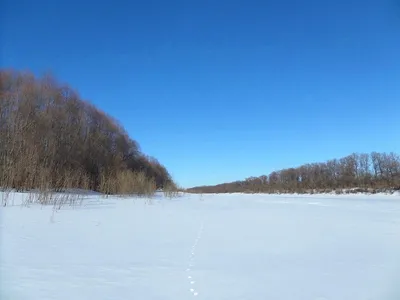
[1,192,400,300]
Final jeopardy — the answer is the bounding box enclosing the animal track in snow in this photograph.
[186,221,204,297]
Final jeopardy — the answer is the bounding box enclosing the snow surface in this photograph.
[1,192,400,300]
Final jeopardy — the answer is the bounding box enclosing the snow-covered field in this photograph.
[1,192,400,300]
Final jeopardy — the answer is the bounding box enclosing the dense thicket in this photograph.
[187,152,400,194]
[0,69,175,194]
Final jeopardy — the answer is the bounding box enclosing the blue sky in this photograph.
[2,0,400,187]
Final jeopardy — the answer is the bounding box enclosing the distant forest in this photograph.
[187,152,400,194]
[0,69,175,195]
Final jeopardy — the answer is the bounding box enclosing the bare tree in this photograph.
[0,69,175,195]
[187,151,400,194]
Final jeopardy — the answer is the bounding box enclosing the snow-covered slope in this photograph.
[1,192,400,300]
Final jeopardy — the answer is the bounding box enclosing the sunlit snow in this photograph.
[1,192,400,300]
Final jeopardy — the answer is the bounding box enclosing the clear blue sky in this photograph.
[2,0,400,188]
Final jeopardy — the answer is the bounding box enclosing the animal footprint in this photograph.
[186,221,204,297]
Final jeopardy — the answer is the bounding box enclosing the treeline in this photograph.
[187,152,400,194]
[0,69,176,195]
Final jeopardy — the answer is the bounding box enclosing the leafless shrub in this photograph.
[163,182,180,198]
[132,171,157,197]
[98,170,156,198]
[1,188,13,207]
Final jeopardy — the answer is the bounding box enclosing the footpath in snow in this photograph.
[1,192,400,300]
